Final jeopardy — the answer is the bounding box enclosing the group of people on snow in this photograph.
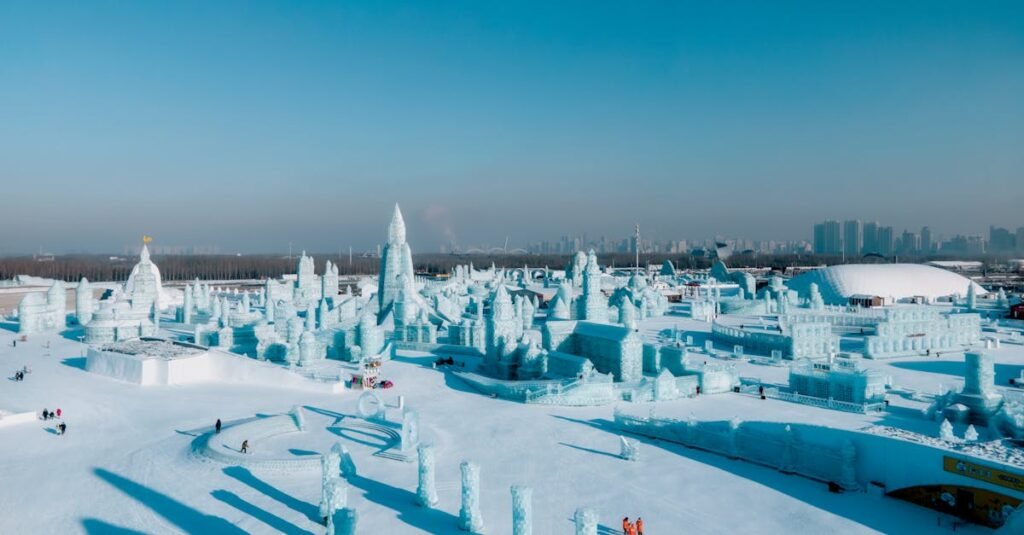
[12,365,30,381]
[622,516,644,535]
[41,408,67,435]
[41,407,62,420]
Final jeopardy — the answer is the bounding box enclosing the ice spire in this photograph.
[388,203,406,244]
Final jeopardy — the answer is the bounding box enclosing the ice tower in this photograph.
[378,204,415,322]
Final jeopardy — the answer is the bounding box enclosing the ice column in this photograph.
[320,449,343,518]
[417,444,439,507]
[511,485,532,535]
[76,277,94,325]
[337,443,357,478]
[574,508,598,535]
[182,288,193,324]
[323,479,347,532]
[401,409,420,453]
[459,461,484,533]
[619,436,639,461]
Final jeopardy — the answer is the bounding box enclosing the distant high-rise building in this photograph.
[812,220,842,255]
[989,226,1016,253]
[843,220,862,258]
[876,226,895,256]
[898,230,919,254]
[920,226,933,254]
[943,235,986,256]
[862,221,879,254]
[1017,227,1024,253]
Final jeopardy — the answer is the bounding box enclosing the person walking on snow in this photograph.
[241,440,249,454]
[215,419,222,433]
[623,517,632,535]
[636,517,644,535]
[56,408,62,419]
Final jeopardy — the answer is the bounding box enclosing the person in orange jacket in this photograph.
[636,517,644,535]
[623,517,632,534]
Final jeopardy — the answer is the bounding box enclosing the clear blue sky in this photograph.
[1,1,1022,254]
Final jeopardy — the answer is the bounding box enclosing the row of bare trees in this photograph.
[3,251,1010,284]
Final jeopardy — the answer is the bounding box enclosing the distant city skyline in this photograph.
[1,2,1022,254]
[14,217,1022,258]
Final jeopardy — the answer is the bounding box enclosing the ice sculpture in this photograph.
[181,286,193,324]
[574,508,598,535]
[966,282,977,311]
[511,485,532,535]
[299,329,318,365]
[320,447,343,518]
[401,408,420,453]
[955,351,1003,424]
[619,436,639,461]
[76,278,94,325]
[618,298,637,331]
[338,443,357,478]
[323,479,347,532]
[939,418,955,442]
[548,296,571,321]
[290,405,306,431]
[806,282,825,310]
[459,461,484,533]
[578,251,607,322]
[378,204,415,321]
[417,444,439,507]
[18,281,67,334]
[965,424,979,442]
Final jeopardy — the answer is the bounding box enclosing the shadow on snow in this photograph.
[211,489,315,535]
[92,468,245,534]
[223,466,320,523]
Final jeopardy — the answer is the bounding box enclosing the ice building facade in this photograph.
[788,355,886,404]
[542,321,642,382]
[864,307,981,358]
[642,343,739,394]
[711,321,838,360]
[17,280,67,334]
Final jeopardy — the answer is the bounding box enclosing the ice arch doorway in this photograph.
[888,484,1021,529]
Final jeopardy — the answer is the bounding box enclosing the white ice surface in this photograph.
[1,317,1017,534]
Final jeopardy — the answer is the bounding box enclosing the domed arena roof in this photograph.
[787,263,986,305]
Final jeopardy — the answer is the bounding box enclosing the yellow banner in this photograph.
[943,456,1024,493]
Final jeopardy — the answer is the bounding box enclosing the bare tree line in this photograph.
[0,251,1013,284]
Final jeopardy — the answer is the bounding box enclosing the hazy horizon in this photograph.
[2,1,1022,254]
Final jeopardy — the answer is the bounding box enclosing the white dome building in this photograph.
[787,264,986,305]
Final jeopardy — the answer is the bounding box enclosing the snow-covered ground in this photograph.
[1,317,1019,534]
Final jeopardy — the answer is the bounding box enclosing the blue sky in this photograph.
[1,1,1022,253]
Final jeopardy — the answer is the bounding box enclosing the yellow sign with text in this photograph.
[943,456,1024,493]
